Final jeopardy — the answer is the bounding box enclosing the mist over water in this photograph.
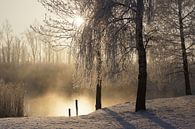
[25,92,94,117]
[24,87,136,117]
[0,63,136,117]
[1,63,194,117]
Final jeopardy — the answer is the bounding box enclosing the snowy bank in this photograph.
[0,95,194,129]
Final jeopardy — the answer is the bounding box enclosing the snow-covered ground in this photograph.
[0,95,194,129]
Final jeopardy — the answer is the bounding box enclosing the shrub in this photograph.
[0,81,24,117]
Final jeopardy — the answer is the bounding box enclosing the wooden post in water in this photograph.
[75,99,78,116]
[68,108,71,117]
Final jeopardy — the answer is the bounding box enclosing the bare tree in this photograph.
[177,0,193,95]
[1,21,14,63]
[26,30,39,64]
[12,37,21,64]
[156,0,194,95]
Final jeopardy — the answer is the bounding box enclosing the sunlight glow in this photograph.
[26,93,94,117]
[56,96,94,116]
[73,15,85,27]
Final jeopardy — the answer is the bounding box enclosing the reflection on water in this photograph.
[24,89,135,117]
[25,93,95,117]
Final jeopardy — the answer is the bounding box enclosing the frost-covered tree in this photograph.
[156,0,195,95]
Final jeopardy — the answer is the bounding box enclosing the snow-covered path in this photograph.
[0,95,195,129]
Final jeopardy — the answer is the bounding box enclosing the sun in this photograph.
[73,15,85,27]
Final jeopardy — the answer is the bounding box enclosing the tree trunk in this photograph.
[178,0,192,95]
[95,28,102,110]
[95,80,102,110]
[135,0,147,112]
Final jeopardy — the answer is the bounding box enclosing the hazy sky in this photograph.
[0,0,46,34]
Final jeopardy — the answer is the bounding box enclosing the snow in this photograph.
[0,95,195,129]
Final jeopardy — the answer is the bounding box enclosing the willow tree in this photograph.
[37,0,157,111]
[78,0,114,110]
[36,0,105,110]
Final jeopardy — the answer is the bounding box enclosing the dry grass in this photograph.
[0,81,24,117]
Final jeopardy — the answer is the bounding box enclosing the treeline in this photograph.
[0,21,72,64]
[0,63,73,97]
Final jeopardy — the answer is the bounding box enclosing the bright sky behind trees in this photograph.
[0,0,45,34]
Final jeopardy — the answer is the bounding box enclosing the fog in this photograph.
[24,89,135,117]
[0,63,194,117]
[24,85,136,117]
[25,93,94,117]
[0,63,136,117]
